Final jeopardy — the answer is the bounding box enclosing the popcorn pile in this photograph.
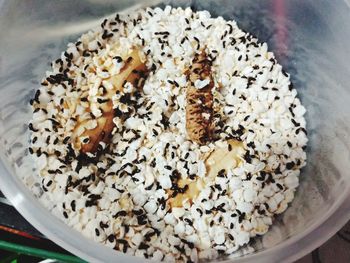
[29,6,307,262]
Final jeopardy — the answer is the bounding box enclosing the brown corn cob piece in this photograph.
[186,51,214,144]
[74,49,148,154]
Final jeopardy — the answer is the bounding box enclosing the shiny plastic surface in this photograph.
[0,0,350,262]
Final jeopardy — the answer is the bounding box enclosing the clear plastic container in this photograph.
[0,0,350,262]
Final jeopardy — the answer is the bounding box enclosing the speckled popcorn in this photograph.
[28,6,307,262]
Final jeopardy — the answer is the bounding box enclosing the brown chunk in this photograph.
[186,51,214,144]
[74,49,149,154]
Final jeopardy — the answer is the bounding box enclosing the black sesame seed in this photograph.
[240,95,246,101]
[223,41,226,48]
[238,212,246,223]
[286,162,295,170]
[196,208,203,216]
[289,82,294,91]
[71,200,76,212]
[107,234,115,242]
[144,231,156,242]
[101,18,108,28]
[145,183,154,191]
[276,183,284,190]
[155,31,170,36]
[158,197,166,210]
[62,136,70,144]
[137,214,148,225]
[132,209,144,216]
[97,98,109,104]
[189,174,196,180]
[152,129,159,136]
[217,205,226,213]
[217,169,226,178]
[28,123,38,132]
[291,119,300,127]
[36,148,42,157]
[102,30,113,40]
[243,151,252,163]
[150,158,156,168]
[175,245,187,254]
[181,239,194,249]
[63,211,68,219]
[113,56,123,63]
[243,115,250,121]
[138,242,149,250]
[258,209,266,215]
[184,218,193,226]
[53,137,59,145]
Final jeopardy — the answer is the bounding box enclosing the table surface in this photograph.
[296,220,350,263]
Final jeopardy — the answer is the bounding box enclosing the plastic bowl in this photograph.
[0,0,350,262]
